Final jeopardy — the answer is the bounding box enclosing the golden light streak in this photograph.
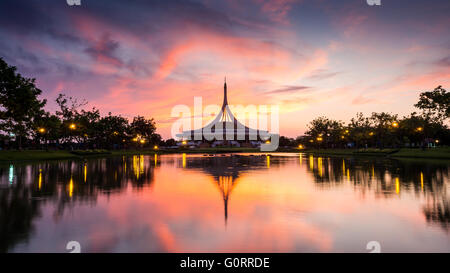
[395,177,400,195]
[182,153,186,168]
[154,153,158,166]
[38,169,42,190]
[84,164,87,182]
[266,155,270,168]
[309,155,314,171]
[318,157,323,177]
[69,177,74,198]
[420,172,424,192]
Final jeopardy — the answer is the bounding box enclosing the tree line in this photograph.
[0,57,163,150]
[279,86,449,149]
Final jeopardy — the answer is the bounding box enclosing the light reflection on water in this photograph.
[0,153,449,253]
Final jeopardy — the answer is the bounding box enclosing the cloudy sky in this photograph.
[0,0,449,138]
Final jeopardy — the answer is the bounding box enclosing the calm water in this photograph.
[1,153,449,253]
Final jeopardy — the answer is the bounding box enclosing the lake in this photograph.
[1,153,449,252]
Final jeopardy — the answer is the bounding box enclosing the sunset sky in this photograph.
[0,0,449,138]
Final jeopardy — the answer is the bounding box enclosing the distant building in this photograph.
[177,79,273,147]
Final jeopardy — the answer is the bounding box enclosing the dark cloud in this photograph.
[84,34,122,67]
[434,56,450,67]
[307,69,341,81]
[266,85,311,94]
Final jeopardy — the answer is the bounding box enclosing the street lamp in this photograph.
[69,123,76,130]
[316,137,323,142]
[392,121,399,128]
[153,145,158,150]
[38,128,46,133]
[416,127,423,132]
[298,144,304,149]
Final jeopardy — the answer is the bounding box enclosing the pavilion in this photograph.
[177,80,272,146]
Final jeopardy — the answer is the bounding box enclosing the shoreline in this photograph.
[0,147,449,163]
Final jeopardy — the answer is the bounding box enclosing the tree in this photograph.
[129,116,157,142]
[95,113,129,148]
[305,117,345,148]
[0,58,46,148]
[414,86,449,123]
[348,112,374,148]
[368,112,399,148]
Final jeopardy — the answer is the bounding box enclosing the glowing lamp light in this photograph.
[341,135,345,139]
[140,139,146,144]
[153,145,158,150]
[69,123,76,130]
[345,129,349,134]
[309,139,314,143]
[369,132,374,136]
[316,137,323,141]
[435,139,440,143]
[416,127,423,132]
[38,128,46,133]
[265,140,271,144]
[298,144,304,149]
[392,122,399,128]
[182,140,187,145]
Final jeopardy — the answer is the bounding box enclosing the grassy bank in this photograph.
[302,147,450,159]
[0,147,449,162]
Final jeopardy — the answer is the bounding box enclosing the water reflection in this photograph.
[0,153,449,252]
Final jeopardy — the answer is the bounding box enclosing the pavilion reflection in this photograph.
[183,155,270,225]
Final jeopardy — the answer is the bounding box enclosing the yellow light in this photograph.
[265,140,271,144]
[318,157,323,177]
[154,153,158,166]
[416,127,423,132]
[182,140,187,145]
[309,139,314,143]
[316,137,323,141]
[392,122,398,128]
[84,164,87,182]
[298,144,304,149]
[132,137,138,142]
[420,172,424,192]
[341,135,345,139]
[38,128,45,133]
[153,145,158,150]
[395,177,400,194]
[369,132,374,136]
[38,169,42,190]
[345,129,349,134]
[69,123,76,130]
[69,177,74,197]
[113,131,119,135]
[435,139,440,143]
[140,139,145,144]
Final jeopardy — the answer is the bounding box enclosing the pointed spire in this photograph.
[222,76,228,108]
